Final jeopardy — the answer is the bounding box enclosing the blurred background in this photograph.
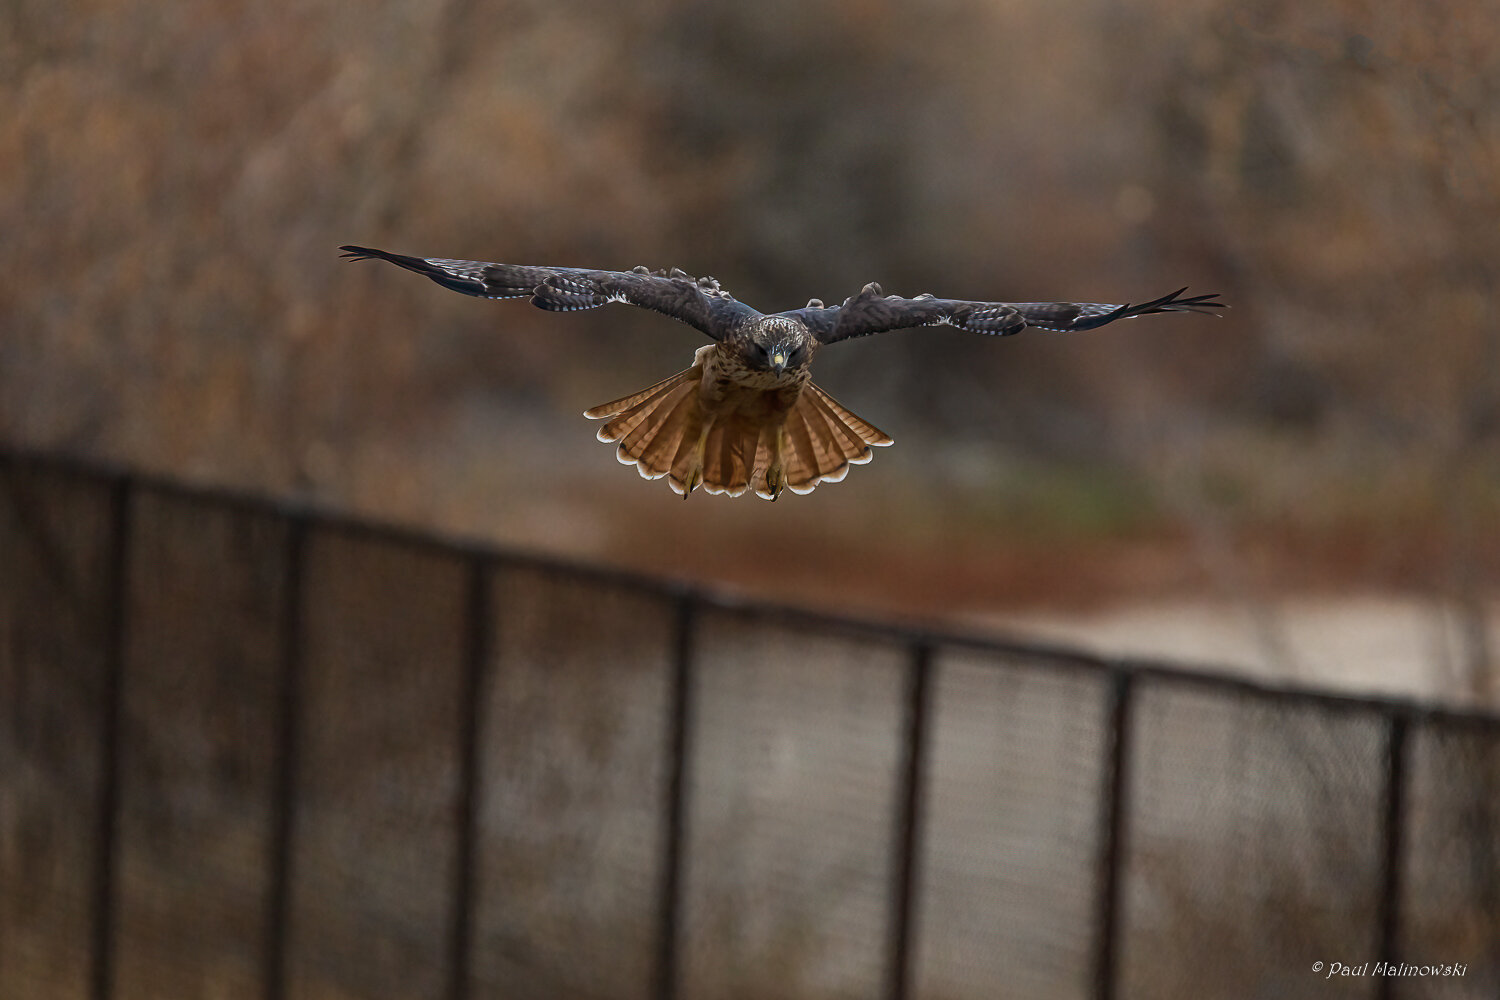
[6,5,1500,999]
[4,0,1497,695]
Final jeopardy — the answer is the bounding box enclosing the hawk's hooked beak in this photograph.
[770,349,788,375]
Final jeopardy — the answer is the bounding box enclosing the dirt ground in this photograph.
[583,515,1500,709]
[976,594,1500,706]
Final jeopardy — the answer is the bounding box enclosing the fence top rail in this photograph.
[6,445,1498,732]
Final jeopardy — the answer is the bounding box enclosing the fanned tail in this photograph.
[588,365,704,489]
[585,374,892,498]
[584,367,700,423]
[777,382,893,495]
[699,418,753,497]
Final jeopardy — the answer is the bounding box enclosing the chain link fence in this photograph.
[2,451,1497,1000]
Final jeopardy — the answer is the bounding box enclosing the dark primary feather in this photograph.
[339,245,759,341]
[1011,287,1226,331]
[785,284,1226,344]
[341,245,1225,346]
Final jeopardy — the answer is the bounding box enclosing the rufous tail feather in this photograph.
[585,372,892,498]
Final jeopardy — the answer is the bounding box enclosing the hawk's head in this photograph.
[742,316,813,375]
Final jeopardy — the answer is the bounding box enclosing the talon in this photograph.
[767,425,788,500]
[765,464,785,501]
[680,421,711,500]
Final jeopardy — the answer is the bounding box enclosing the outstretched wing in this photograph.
[785,284,1225,345]
[340,245,760,341]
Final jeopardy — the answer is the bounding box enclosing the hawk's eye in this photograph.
[753,343,769,356]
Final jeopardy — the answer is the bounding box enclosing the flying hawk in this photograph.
[341,245,1224,500]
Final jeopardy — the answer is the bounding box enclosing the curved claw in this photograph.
[765,464,786,501]
[673,420,713,499]
[765,424,788,500]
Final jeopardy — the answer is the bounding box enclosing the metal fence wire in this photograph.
[2,451,1498,1000]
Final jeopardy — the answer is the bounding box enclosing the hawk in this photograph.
[341,245,1224,500]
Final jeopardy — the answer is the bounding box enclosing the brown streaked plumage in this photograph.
[340,245,1226,500]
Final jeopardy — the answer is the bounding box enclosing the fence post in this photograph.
[1094,668,1135,1000]
[887,640,935,1000]
[91,475,132,1000]
[655,595,698,1000]
[448,555,493,1000]
[265,517,307,1000]
[1375,710,1409,1000]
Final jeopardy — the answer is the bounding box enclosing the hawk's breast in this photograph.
[697,346,808,422]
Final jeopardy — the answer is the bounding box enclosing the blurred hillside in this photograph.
[3,0,1497,686]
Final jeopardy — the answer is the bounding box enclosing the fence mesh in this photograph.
[1120,681,1389,1000]
[1,466,117,1000]
[287,527,469,1000]
[1400,721,1500,999]
[915,649,1108,1000]
[682,609,906,1000]
[115,490,287,1000]
[475,566,676,1000]
[3,454,1499,1000]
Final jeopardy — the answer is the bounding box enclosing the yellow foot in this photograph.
[765,464,785,501]
[679,420,712,499]
[768,424,787,500]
